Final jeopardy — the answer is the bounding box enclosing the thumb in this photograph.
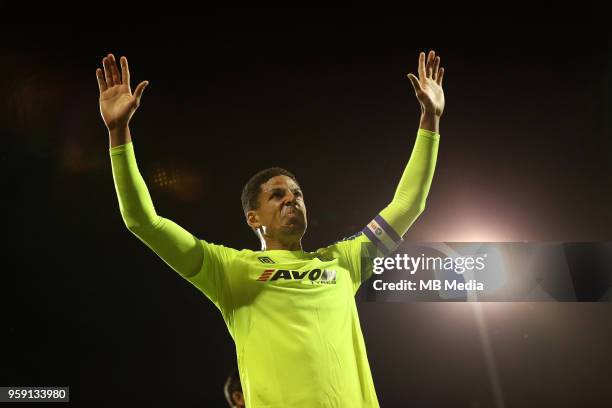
[133,80,149,105]
[407,73,422,94]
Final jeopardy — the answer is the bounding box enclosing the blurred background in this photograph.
[1,7,611,407]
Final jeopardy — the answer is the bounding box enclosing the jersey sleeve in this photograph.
[324,128,440,294]
[110,142,240,312]
[110,142,203,278]
[362,128,439,255]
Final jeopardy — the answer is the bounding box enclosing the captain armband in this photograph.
[361,215,403,256]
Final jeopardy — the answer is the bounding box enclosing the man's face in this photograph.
[247,175,307,240]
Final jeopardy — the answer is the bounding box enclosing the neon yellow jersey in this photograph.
[188,234,376,407]
[109,129,439,407]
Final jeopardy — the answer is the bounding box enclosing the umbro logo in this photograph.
[258,256,275,264]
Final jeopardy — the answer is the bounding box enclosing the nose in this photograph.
[284,191,296,205]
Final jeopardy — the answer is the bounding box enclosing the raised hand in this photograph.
[96,54,149,131]
[407,50,445,117]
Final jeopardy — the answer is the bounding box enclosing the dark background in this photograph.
[1,7,611,407]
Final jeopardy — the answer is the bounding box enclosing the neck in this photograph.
[260,235,302,251]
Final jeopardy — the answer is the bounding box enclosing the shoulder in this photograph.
[198,239,253,260]
[315,231,370,258]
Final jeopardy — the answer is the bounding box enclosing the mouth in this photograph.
[281,206,306,232]
[283,206,302,217]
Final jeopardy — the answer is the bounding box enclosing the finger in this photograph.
[133,80,149,105]
[120,56,131,92]
[417,52,426,79]
[407,73,423,94]
[96,68,107,93]
[103,56,114,87]
[426,50,435,77]
[109,54,121,85]
[432,56,440,81]
[437,67,445,86]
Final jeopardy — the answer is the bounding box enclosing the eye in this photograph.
[294,190,302,197]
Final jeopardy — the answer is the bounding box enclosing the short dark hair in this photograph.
[224,368,242,405]
[241,167,299,215]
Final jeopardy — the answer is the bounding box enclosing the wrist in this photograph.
[421,108,442,118]
[419,112,441,134]
[108,125,132,148]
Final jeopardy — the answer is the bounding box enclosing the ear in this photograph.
[246,210,260,230]
[232,390,244,405]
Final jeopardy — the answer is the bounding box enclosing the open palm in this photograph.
[407,50,445,117]
[96,54,148,130]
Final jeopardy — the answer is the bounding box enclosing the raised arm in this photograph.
[98,53,203,277]
[363,51,444,254]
